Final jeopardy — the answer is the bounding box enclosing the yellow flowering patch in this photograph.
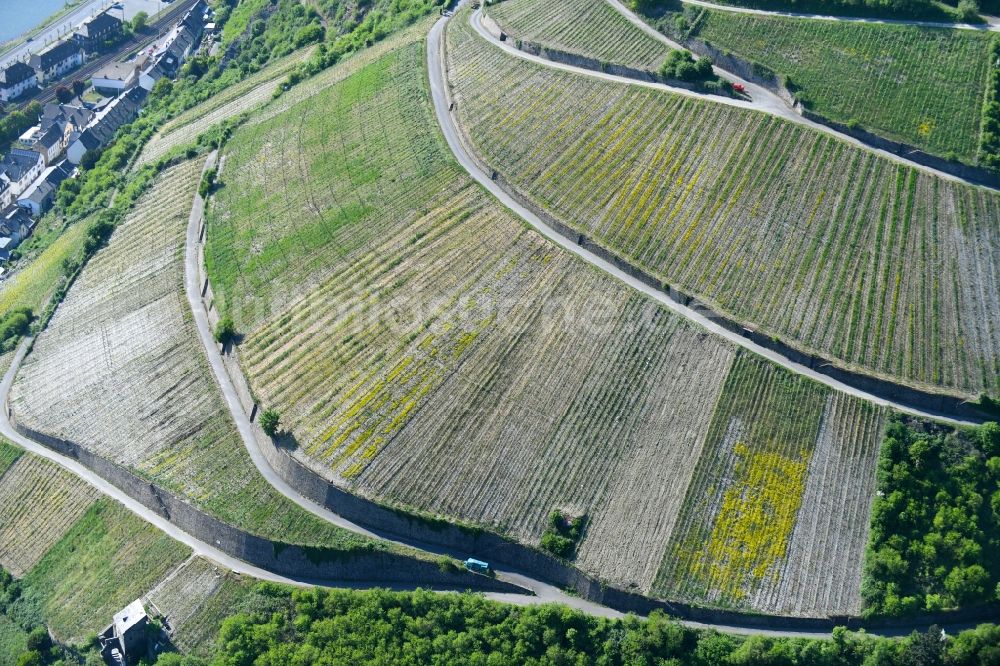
[690,442,809,602]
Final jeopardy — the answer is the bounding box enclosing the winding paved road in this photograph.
[487,3,990,190]
[442,8,982,427]
[0,8,988,643]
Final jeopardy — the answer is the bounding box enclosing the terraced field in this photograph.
[689,9,993,160]
[0,454,99,576]
[211,34,890,614]
[22,498,190,642]
[0,443,191,642]
[652,354,885,614]
[488,0,670,69]
[9,160,376,551]
[446,16,1000,398]
[148,557,284,656]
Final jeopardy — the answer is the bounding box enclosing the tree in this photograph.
[902,626,944,666]
[945,565,990,604]
[79,149,101,170]
[71,79,85,97]
[259,409,281,437]
[957,0,980,21]
[15,652,42,666]
[25,626,50,652]
[131,11,149,32]
[214,315,235,343]
[55,86,73,103]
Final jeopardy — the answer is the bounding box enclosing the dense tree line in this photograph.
[979,39,1000,170]
[132,586,1000,665]
[862,418,1000,615]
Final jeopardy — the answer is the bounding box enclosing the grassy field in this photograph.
[488,0,671,69]
[0,443,193,644]
[0,454,99,576]
[137,46,318,166]
[209,32,890,615]
[138,15,437,167]
[446,15,1000,399]
[0,222,89,318]
[9,160,380,553]
[687,9,993,161]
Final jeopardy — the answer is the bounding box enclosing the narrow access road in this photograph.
[437,9,982,427]
[678,0,1000,31]
[183,154,648,625]
[491,3,991,191]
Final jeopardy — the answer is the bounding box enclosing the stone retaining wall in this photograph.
[7,414,515,594]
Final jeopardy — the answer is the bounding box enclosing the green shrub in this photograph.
[660,50,715,83]
[259,409,281,437]
[540,510,587,559]
[214,315,236,343]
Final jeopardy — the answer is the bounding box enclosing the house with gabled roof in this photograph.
[0,62,37,102]
[30,40,84,84]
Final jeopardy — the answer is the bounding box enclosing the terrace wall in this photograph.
[6,410,516,594]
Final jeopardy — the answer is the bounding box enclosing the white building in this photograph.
[30,40,84,84]
[0,62,37,102]
[92,61,139,94]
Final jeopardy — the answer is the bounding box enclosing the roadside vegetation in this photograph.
[141,586,1000,665]
[979,38,1000,170]
[446,14,1000,399]
[862,418,1000,616]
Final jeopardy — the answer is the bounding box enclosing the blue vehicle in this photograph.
[464,558,490,574]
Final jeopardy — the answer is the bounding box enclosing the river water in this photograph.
[0,0,75,44]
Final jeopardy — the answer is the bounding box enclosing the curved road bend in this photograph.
[504,0,996,190]
[435,10,982,427]
[182,155,641,624]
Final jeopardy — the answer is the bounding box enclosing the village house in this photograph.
[0,62,37,102]
[92,61,139,95]
[67,86,145,164]
[18,125,64,166]
[0,150,44,198]
[0,207,34,245]
[17,161,72,216]
[30,40,84,84]
[73,9,124,51]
